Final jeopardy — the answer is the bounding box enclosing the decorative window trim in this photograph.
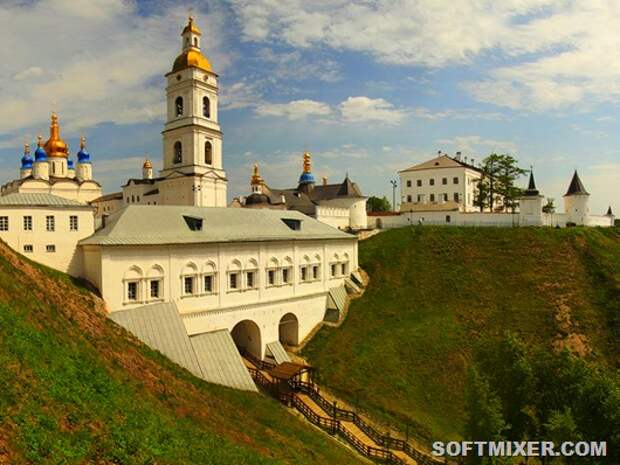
[227,271,241,293]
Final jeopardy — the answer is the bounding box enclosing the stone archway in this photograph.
[231,320,262,359]
[278,313,299,346]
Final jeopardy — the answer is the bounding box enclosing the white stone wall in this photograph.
[0,206,95,276]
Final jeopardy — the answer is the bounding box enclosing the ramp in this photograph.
[266,341,291,364]
[109,302,203,378]
[190,330,257,392]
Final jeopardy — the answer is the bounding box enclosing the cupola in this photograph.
[44,112,69,158]
[77,136,91,163]
[34,136,47,161]
[20,143,33,169]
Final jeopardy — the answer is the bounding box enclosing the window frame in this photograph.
[0,216,8,231]
[69,215,78,231]
[46,244,56,253]
[46,215,55,232]
[23,215,32,231]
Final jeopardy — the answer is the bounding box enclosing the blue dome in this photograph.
[68,159,74,169]
[34,146,47,161]
[77,149,90,163]
[298,172,315,184]
[21,154,33,169]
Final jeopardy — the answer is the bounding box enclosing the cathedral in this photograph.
[1,113,102,203]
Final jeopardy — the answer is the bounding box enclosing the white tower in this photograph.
[143,158,153,180]
[159,15,227,207]
[519,169,544,225]
[563,170,590,225]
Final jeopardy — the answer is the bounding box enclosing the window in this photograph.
[127,282,138,301]
[443,193,449,201]
[312,265,320,280]
[229,272,239,290]
[429,178,435,186]
[203,96,210,118]
[204,275,214,293]
[69,215,78,231]
[417,194,423,202]
[407,195,412,203]
[416,179,422,187]
[282,267,290,284]
[23,244,33,253]
[246,271,256,289]
[205,141,212,165]
[0,216,8,231]
[46,245,56,253]
[442,177,448,185]
[430,194,435,202]
[184,276,195,295]
[150,280,160,299]
[193,37,198,47]
[406,180,412,187]
[300,266,308,282]
[23,216,32,231]
[446,215,451,223]
[268,269,276,286]
[131,195,135,203]
[183,216,203,231]
[453,192,459,202]
[341,263,347,276]
[173,141,182,164]
[453,177,459,184]
[282,218,301,230]
[46,216,55,231]
[331,264,337,277]
[175,96,184,117]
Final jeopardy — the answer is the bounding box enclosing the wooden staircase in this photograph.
[243,353,448,465]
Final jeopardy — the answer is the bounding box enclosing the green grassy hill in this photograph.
[303,226,620,444]
[0,241,360,465]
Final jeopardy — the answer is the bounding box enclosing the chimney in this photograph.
[455,151,462,161]
[322,176,328,186]
[470,158,475,166]
[437,150,442,156]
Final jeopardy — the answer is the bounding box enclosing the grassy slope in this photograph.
[0,242,360,465]
[303,226,620,441]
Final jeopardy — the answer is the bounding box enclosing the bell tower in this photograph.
[159,15,227,207]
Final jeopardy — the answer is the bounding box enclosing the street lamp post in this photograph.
[390,180,397,212]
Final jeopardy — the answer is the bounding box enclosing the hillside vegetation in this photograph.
[0,241,360,465]
[303,227,620,450]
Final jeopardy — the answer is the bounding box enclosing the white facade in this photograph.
[0,194,95,276]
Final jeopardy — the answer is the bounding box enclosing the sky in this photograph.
[0,0,618,214]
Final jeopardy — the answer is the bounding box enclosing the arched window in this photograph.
[173,141,182,164]
[175,96,183,117]
[203,96,210,118]
[205,141,213,165]
[193,37,198,47]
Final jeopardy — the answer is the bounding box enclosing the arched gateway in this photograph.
[231,320,261,359]
[278,313,299,346]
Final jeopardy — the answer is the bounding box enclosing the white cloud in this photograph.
[339,96,407,124]
[257,49,342,83]
[219,80,262,110]
[230,0,620,111]
[412,107,508,121]
[436,135,518,156]
[0,0,232,137]
[255,99,331,120]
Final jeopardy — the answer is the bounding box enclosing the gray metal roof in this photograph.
[0,193,91,208]
[266,341,291,365]
[327,285,348,312]
[80,205,355,246]
[190,330,257,392]
[109,302,203,378]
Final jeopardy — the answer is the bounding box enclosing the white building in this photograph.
[240,153,368,230]
[0,193,95,275]
[1,117,102,203]
[92,16,227,214]
[372,168,614,228]
[398,152,486,213]
[80,206,358,359]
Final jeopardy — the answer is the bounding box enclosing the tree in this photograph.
[478,154,527,212]
[473,178,490,212]
[367,196,391,212]
[542,198,556,214]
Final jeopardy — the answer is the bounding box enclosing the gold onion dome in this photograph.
[172,16,213,73]
[143,158,153,169]
[44,112,69,158]
[251,163,264,185]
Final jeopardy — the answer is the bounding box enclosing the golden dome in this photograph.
[44,112,69,158]
[172,49,212,73]
[143,158,153,169]
[251,163,264,186]
[182,15,202,36]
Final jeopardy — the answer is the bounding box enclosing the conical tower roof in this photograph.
[564,170,589,196]
[523,169,540,196]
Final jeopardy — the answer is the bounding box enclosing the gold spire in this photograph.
[24,142,30,155]
[182,12,202,36]
[37,135,43,147]
[80,135,86,151]
[172,15,212,73]
[303,151,312,173]
[251,163,264,186]
[44,112,69,158]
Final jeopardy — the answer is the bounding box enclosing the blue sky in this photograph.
[0,0,618,213]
